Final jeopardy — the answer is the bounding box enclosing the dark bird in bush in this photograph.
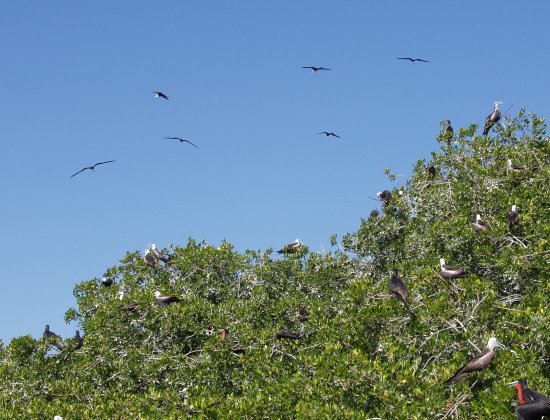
[154,291,181,307]
[508,205,519,228]
[101,277,113,287]
[143,249,156,267]
[151,244,171,264]
[483,101,501,135]
[277,239,303,254]
[377,190,392,204]
[43,325,65,351]
[508,378,550,419]
[427,165,436,179]
[444,337,505,384]
[472,214,491,232]
[389,272,413,315]
[438,258,469,280]
[74,331,83,350]
[370,209,380,219]
[275,328,300,340]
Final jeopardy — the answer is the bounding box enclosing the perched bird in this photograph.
[444,337,505,384]
[277,239,303,254]
[389,272,413,315]
[507,159,527,173]
[124,302,139,312]
[164,137,199,148]
[377,190,392,204]
[369,209,380,219]
[220,328,229,342]
[151,244,171,264]
[427,165,436,179]
[74,330,83,350]
[154,291,181,307]
[69,160,115,178]
[508,378,550,419]
[154,91,169,100]
[275,328,300,340]
[143,249,156,267]
[101,277,113,287]
[43,325,65,351]
[396,57,429,64]
[439,258,470,280]
[472,214,491,232]
[483,102,502,135]
[317,131,341,139]
[301,66,331,72]
[508,205,520,228]
[220,328,245,354]
[445,120,454,136]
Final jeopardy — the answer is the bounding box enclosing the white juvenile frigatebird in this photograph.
[389,272,413,315]
[507,159,527,173]
[508,205,520,228]
[396,57,429,64]
[101,277,113,287]
[508,378,550,419]
[317,131,341,139]
[69,160,115,178]
[154,91,169,100]
[483,102,501,135]
[151,244,171,264]
[444,337,505,384]
[164,137,199,148]
[143,249,156,267]
[377,190,392,204]
[154,291,181,307]
[301,66,331,72]
[472,214,491,232]
[439,258,470,280]
[277,239,303,254]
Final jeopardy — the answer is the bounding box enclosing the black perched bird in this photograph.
[396,57,429,64]
[445,120,454,136]
[369,209,380,219]
[483,102,501,135]
[275,328,300,340]
[508,205,519,228]
[377,190,392,204]
[301,66,331,72]
[389,273,413,315]
[101,277,113,287]
[427,165,436,179]
[74,330,83,350]
[69,160,115,178]
[43,325,65,351]
[472,214,491,232]
[317,131,341,139]
[164,137,199,148]
[508,378,550,419]
[154,291,181,307]
[154,91,169,100]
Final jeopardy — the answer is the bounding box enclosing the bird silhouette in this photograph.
[70,160,115,178]
[318,131,341,138]
[154,91,169,99]
[164,137,199,148]
[302,66,331,72]
[397,57,429,64]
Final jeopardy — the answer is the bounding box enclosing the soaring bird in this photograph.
[439,258,469,280]
[507,159,527,173]
[377,190,392,204]
[483,102,501,135]
[301,66,331,72]
[472,214,491,232]
[396,57,429,64]
[154,91,169,100]
[444,337,505,384]
[275,328,300,340]
[143,249,156,267]
[43,325,65,351]
[164,137,199,148]
[74,330,83,350]
[154,291,181,307]
[389,272,413,315]
[508,205,519,228]
[318,131,341,139]
[369,209,380,219]
[508,378,550,419]
[277,239,303,254]
[151,244,171,264]
[70,160,115,178]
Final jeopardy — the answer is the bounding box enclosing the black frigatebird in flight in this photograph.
[483,101,501,135]
[389,272,413,315]
[397,57,429,64]
[439,258,470,280]
[508,378,550,419]
[318,131,341,139]
[302,66,331,72]
[444,337,505,384]
[154,91,169,100]
[70,160,115,178]
[277,239,303,254]
[164,137,199,148]
[508,205,519,228]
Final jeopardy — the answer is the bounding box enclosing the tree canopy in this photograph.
[1,110,548,418]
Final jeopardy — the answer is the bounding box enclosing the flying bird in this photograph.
[507,159,527,174]
[472,214,491,232]
[154,91,169,100]
[389,272,413,315]
[508,378,550,419]
[70,160,115,178]
[396,57,429,64]
[302,66,331,72]
[508,205,520,228]
[277,239,303,254]
[318,131,341,139]
[154,291,181,307]
[74,330,83,350]
[377,190,392,204]
[439,258,470,280]
[164,137,199,148]
[275,328,300,340]
[483,102,501,135]
[444,337,505,384]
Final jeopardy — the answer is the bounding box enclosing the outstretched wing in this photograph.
[70,167,89,178]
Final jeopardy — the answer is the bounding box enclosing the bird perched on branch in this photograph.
[438,259,469,280]
[275,328,300,340]
[277,239,304,254]
[43,325,65,351]
[508,205,519,228]
[377,190,392,204]
[471,214,491,232]
[483,102,501,135]
[154,291,181,307]
[389,272,413,315]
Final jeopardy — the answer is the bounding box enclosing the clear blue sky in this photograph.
[1,1,549,342]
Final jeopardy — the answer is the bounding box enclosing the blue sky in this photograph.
[1,1,549,342]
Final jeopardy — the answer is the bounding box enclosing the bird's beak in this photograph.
[507,380,520,386]
[496,340,507,349]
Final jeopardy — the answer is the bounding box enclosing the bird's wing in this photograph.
[445,348,492,383]
[317,132,328,135]
[397,57,412,60]
[301,67,314,69]
[94,160,116,167]
[183,140,199,148]
[416,59,429,62]
[164,137,179,140]
[70,167,89,178]
[515,400,550,418]
[332,133,341,138]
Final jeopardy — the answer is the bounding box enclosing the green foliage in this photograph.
[0,111,548,418]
